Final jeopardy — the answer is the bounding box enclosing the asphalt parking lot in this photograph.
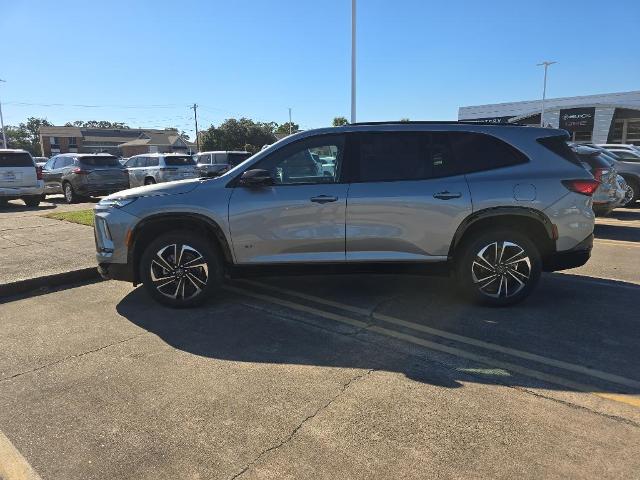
[1,207,639,479]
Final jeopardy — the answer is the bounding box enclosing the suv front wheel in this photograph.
[140,232,222,308]
[456,230,541,306]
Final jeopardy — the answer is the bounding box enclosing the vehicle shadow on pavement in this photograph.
[115,272,640,395]
[0,203,56,212]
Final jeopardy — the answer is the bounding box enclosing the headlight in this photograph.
[98,197,137,208]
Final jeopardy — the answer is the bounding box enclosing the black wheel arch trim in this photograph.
[448,206,555,258]
[129,213,234,282]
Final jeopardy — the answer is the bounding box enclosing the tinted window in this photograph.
[164,156,195,166]
[537,136,582,167]
[450,132,528,173]
[576,153,612,169]
[254,135,344,185]
[355,132,428,182]
[146,157,159,167]
[79,156,120,167]
[0,151,33,167]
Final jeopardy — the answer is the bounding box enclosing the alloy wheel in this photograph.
[471,241,531,299]
[150,243,209,301]
[64,184,73,202]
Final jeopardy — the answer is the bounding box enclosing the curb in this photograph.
[0,267,101,300]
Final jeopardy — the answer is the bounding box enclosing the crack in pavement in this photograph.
[0,333,146,383]
[228,368,375,480]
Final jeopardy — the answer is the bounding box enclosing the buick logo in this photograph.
[562,113,591,121]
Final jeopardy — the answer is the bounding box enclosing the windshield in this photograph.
[164,156,195,166]
[79,156,121,167]
[0,152,33,167]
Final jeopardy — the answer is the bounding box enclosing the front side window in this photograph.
[254,135,344,185]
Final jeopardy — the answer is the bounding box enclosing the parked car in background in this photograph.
[0,149,44,207]
[119,157,129,165]
[95,123,596,308]
[33,156,49,168]
[125,153,199,187]
[580,145,640,206]
[193,151,252,177]
[596,143,640,153]
[42,153,130,203]
[571,145,625,215]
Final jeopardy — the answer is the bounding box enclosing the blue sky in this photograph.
[1,0,639,137]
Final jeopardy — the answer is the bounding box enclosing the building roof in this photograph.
[40,126,83,137]
[39,125,194,148]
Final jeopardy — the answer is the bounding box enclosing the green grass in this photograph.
[43,209,95,227]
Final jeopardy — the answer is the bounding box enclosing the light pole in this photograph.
[0,79,7,149]
[351,0,356,124]
[537,61,556,127]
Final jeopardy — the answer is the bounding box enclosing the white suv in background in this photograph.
[124,153,199,187]
[0,149,45,207]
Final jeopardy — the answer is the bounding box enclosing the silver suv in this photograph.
[194,151,252,177]
[95,123,596,307]
[125,153,199,187]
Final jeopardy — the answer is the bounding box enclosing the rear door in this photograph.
[0,151,37,188]
[228,134,349,264]
[345,131,472,261]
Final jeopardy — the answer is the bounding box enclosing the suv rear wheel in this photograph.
[456,230,541,306]
[22,196,41,207]
[63,182,78,204]
[140,231,222,308]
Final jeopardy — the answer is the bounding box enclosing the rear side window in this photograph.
[449,132,529,173]
[577,153,612,169]
[228,153,251,166]
[537,135,582,167]
[79,156,120,167]
[164,156,195,166]
[355,132,428,182]
[147,157,159,167]
[0,152,33,167]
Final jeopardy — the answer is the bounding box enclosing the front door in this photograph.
[229,134,348,264]
[346,131,472,261]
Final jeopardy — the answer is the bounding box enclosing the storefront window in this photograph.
[626,120,640,143]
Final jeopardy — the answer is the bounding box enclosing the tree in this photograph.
[275,122,299,135]
[332,116,349,126]
[200,118,277,153]
[3,117,52,154]
[64,120,129,129]
[399,118,410,122]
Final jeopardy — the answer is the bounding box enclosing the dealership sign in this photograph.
[559,108,595,132]
[461,116,515,125]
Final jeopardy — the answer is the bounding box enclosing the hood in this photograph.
[106,178,201,200]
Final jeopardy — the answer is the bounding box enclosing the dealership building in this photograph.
[458,90,640,144]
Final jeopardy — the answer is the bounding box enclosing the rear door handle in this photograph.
[310,195,338,204]
[433,191,462,200]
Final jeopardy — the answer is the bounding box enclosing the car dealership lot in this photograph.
[0,208,639,479]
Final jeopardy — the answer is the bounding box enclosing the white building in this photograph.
[458,90,640,144]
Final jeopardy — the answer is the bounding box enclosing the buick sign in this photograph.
[559,107,595,131]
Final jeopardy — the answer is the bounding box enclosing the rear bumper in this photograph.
[98,262,135,283]
[543,234,593,272]
[0,182,45,198]
[77,183,130,196]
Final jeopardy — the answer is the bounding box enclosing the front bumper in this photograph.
[98,262,135,282]
[543,234,593,272]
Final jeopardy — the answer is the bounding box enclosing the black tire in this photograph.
[63,182,77,204]
[455,230,541,307]
[22,196,41,207]
[623,178,639,207]
[139,231,222,308]
[144,177,156,185]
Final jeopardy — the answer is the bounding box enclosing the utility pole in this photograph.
[191,103,200,152]
[0,79,7,149]
[288,107,292,135]
[537,61,556,127]
[351,0,357,124]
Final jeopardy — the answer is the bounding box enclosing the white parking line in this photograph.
[241,280,640,390]
[230,281,640,409]
[0,429,42,480]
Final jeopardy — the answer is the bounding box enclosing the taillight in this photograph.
[36,166,43,180]
[73,167,89,174]
[592,168,609,182]
[562,179,600,196]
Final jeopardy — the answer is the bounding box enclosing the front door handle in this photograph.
[310,195,338,204]
[433,191,462,200]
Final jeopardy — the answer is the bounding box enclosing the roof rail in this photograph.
[348,120,527,127]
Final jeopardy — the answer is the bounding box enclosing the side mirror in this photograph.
[238,169,275,187]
